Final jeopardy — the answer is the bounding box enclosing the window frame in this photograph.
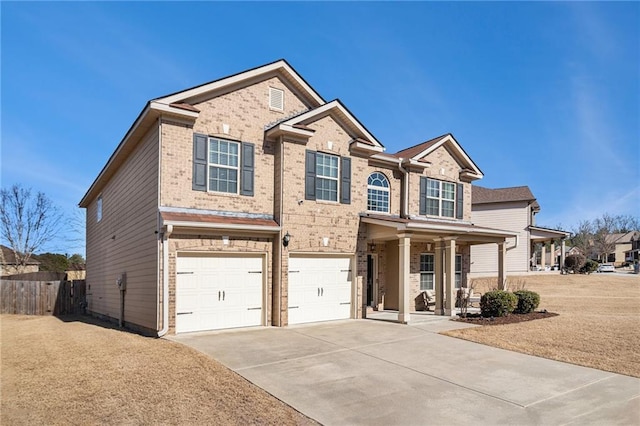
[367,172,390,213]
[455,254,462,289]
[315,152,340,202]
[425,178,457,218]
[420,253,435,291]
[96,195,103,223]
[207,137,240,194]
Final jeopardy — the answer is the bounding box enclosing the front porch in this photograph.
[361,214,517,324]
[530,225,571,271]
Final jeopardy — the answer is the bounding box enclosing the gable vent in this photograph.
[269,87,284,111]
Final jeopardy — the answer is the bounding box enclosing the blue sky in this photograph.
[2,1,639,255]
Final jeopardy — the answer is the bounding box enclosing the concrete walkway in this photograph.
[170,319,640,425]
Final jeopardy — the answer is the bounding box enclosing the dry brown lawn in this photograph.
[1,315,317,425]
[444,273,640,378]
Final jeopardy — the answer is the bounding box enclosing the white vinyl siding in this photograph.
[470,202,531,276]
[85,127,160,330]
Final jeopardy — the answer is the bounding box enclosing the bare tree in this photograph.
[570,220,595,259]
[0,184,64,272]
[592,214,617,262]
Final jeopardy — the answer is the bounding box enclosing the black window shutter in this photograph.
[240,142,255,196]
[419,177,427,215]
[305,150,316,200]
[340,157,351,204]
[456,183,464,219]
[192,134,208,191]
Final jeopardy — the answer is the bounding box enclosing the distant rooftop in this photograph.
[472,186,539,209]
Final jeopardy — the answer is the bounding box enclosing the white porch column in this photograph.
[561,240,566,269]
[550,242,555,267]
[444,239,456,316]
[434,240,444,315]
[541,244,546,269]
[398,233,411,324]
[498,242,506,290]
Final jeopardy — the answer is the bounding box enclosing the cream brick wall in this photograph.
[407,147,472,220]
[160,76,310,216]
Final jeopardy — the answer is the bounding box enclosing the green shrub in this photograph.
[480,290,517,317]
[513,290,540,314]
[580,259,598,274]
[565,254,585,273]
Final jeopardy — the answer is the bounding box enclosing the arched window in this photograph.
[367,172,390,213]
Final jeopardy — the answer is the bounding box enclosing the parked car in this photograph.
[597,263,615,273]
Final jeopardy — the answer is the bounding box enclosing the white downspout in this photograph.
[397,158,409,218]
[158,224,173,337]
[507,234,519,251]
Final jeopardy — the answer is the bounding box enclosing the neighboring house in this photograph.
[0,245,40,276]
[79,59,516,335]
[604,231,640,265]
[469,186,569,276]
[624,233,640,264]
[66,264,87,281]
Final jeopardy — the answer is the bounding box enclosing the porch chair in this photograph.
[420,290,436,311]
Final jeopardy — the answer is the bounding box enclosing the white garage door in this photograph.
[176,255,263,333]
[288,256,352,325]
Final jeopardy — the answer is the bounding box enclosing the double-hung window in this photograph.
[367,172,390,213]
[208,138,239,193]
[192,133,255,196]
[421,177,462,219]
[315,152,339,201]
[420,253,435,291]
[455,255,462,288]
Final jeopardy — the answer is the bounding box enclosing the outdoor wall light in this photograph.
[282,231,291,247]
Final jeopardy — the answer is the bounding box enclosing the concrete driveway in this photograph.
[170,318,640,425]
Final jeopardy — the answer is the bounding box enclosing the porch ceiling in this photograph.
[361,214,517,245]
[529,226,570,242]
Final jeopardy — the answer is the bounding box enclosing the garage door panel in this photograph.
[176,255,264,333]
[288,256,352,325]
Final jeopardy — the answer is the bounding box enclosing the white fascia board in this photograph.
[406,221,518,238]
[404,158,430,169]
[149,101,199,118]
[157,61,324,106]
[287,101,383,148]
[370,154,401,164]
[163,220,281,234]
[351,141,384,153]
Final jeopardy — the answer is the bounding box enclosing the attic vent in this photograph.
[269,87,284,111]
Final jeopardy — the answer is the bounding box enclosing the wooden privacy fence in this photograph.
[0,280,86,315]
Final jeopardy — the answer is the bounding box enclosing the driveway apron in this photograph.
[170,319,640,425]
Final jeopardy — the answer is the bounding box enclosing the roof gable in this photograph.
[266,99,384,151]
[393,133,483,179]
[154,59,325,109]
